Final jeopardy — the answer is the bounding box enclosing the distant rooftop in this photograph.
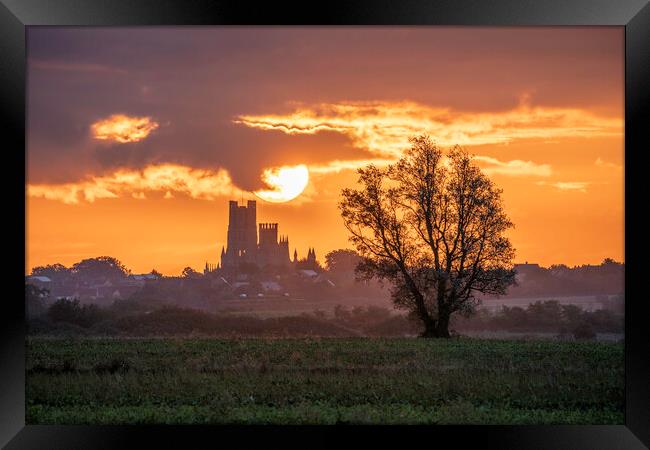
[129,274,160,280]
[514,262,540,267]
[27,276,51,282]
[514,262,541,272]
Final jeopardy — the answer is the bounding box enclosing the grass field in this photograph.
[26,337,624,425]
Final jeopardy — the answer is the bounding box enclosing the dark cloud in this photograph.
[27,27,623,186]
[93,141,159,171]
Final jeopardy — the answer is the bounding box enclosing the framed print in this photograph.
[1,0,648,448]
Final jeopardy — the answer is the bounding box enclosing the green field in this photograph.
[26,337,624,425]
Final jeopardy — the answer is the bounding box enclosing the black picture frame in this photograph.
[2,1,648,448]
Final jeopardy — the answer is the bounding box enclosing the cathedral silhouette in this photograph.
[205,200,316,274]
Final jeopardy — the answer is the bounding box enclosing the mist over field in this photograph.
[26,255,623,340]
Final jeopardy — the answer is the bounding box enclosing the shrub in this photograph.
[495,306,529,330]
[584,309,621,333]
[573,322,596,340]
[526,300,562,330]
[26,284,49,317]
[47,298,106,328]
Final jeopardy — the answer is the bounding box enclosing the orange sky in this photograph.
[26,27,624,275]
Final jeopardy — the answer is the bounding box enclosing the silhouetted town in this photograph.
[26,199,624,316]
[26,199,367,309]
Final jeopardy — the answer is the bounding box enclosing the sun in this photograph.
[254,164,310,203]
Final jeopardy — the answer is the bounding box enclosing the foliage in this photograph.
[31,296,623,338]
[510,260,624,298]
[324,249,361,273]
[453,300,623,335]
[572,322,597,340]
[340,135,515,337]
[46,298,107,328]
[30,263,70,281]
[71,256,130,281]
[26,284,50,317]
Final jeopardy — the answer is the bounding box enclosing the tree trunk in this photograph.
[420,321,438,338]
[419,315,439,338]
[418,310,451,338]
[435,300,452,337]
[435,312,451,338]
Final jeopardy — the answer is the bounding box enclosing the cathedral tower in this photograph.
[219,199,296,270]
[222,200,258,268]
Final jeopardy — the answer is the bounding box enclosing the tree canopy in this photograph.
[340,135,516,337]
[71,256,130,281]
[31,263,70,281]
[324,249,361,273]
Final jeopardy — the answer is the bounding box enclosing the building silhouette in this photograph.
[212,199,314,272]
[221,200,258,268]
[257,223,291,267]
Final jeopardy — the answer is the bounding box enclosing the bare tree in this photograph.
[340,135,516,338]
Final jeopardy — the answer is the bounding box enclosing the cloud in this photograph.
[91,114,159,143]
[28,163,237,204]
[474,156,552,177]
[234,100,621,181]
[28,183,118,204]
[307,158,395,174]
[537,181,590,193]
[235,100,622,158]
[595,157,622,170]
[307,155,551,179]
[30,99,616,205]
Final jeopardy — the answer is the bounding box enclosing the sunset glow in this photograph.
[23,26,627,429]
[91,114,159,143]
[254,165,310,203]
[26,27,624,274]
[28,164,236,204]
[236,100,622,156]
